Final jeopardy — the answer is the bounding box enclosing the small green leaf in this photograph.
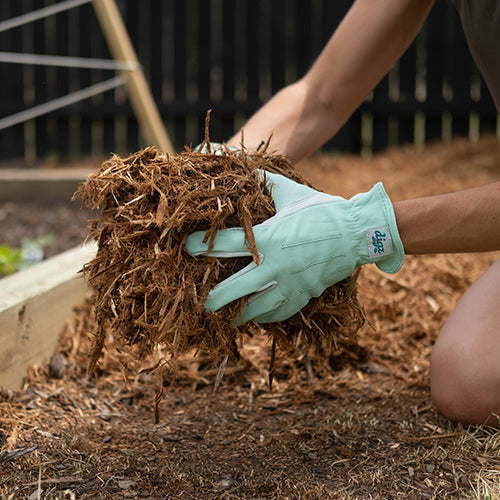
[0,245,24,276]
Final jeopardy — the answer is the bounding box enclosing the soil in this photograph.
[0,202,94,263]
[1,135,500,499]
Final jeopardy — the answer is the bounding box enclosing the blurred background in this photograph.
[0,0,498,166]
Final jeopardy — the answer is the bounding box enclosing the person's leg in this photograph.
[431,258,500,426]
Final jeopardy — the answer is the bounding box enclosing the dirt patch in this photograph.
[1,135,500,499]
[0,202,93,263]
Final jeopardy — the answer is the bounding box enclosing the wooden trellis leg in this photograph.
[92,0,174,154]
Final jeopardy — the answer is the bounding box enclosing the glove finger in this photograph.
[205,263,270,312]
[244,288,310,324]
[259,170,318,212]
[185,228,252,258]
[238,285,285,323]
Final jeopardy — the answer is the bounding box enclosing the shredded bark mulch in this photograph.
[74,142,364,376]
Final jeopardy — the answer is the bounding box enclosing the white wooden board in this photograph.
[0,241,96,389]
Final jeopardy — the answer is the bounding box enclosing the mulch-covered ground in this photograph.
[1,135,500,499]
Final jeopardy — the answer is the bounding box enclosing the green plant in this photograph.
[0,234,53,277]
[0,244,24,276]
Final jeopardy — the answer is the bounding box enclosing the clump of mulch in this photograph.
[74,141,364,374]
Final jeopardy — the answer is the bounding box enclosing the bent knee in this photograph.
[431,259,500,425]
[430,340,500,426]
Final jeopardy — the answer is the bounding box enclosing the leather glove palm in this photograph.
[185,171,404,323]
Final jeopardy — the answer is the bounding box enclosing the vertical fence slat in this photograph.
[0,1,25,162]
[397,37,418,146]
[149,3,164,149]
[21,0,35,164]
[425,1,447,143]
[172,0,187,149]
[449,2,471,138]
[195,0,211,143]
[56,7,70,159]
[258,0,272,103]
[320,1,362,153]
[219,0,236,141]
[231,0,246,103]
[197,0,210,104]
[245,0,261,111]
[67,4,81,158]
[270,0,286,95]
[294,0,311,80]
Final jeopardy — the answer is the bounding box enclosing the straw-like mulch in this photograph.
[74,142,364,375]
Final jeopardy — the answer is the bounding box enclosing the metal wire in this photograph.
[0,0,92,33]
[0,75,126,131]
[0,2,136,131]
[0,51,140,71]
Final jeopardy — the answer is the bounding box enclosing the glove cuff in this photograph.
[351,182,405,274]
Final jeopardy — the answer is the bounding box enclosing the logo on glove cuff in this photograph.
[372,230,387,253]
[366,226,393,259]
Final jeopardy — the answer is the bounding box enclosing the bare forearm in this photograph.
[227,80,342,162]
[227,82,316,160]
[394,182,500,254]
[228,0,435,162]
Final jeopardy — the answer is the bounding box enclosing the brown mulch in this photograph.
[1,135,500,499]
[74,142,363,377]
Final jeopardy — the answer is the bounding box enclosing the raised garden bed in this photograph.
[0,166,97,389]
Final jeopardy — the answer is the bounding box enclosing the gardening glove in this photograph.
[185,171,405,324]
[194,142,236,154]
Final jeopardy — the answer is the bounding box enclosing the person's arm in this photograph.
[394,182,500,254]
[228,0,435,162]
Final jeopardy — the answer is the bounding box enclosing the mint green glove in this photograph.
[185,171,404,323]
[194,142,235,154]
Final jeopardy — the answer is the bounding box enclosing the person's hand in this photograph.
[185,171,404,323]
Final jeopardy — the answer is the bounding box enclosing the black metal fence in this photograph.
[0,0,498,163]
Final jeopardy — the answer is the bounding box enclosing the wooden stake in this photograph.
[91,0,174,154]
